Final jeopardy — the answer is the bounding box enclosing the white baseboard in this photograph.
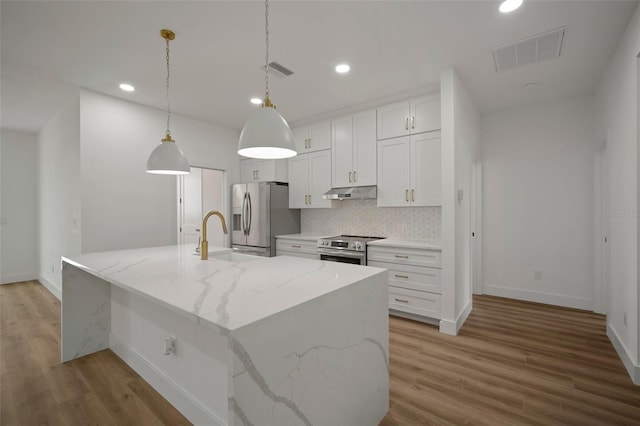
[607,324,640,386]
[483,285,593,311]
[109,333,225,425]
[389,310,439,327]
[37,275,61,300]
[439,300,472,336]
[1,272,38,285]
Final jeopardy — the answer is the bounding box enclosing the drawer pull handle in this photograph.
[395,255,409,259]
[394,298,409,303]
[395,274,409,279]
[291,245,301,248]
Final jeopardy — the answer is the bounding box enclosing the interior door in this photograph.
[202,168,225,247]
[245,182,268,248]
[180,167,202,246]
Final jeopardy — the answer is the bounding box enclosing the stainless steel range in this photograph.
[317,235,384,265]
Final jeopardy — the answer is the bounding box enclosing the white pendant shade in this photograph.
[238,106,296,159]
[146,140,190,175]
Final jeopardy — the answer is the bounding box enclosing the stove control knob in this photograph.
[354,242,362,250]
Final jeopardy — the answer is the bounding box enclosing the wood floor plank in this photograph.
[2,281,640,425]
[0,281,189,426]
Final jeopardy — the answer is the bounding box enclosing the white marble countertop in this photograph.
[62,244,385,333]
[275,233,330,241]
[368,238,442,250]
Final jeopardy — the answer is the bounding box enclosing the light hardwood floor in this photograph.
[2,281,639,425]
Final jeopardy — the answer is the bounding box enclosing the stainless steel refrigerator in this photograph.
[231,182,300,257]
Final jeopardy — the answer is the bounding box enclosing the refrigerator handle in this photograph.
[242,192,248,236]
[247,192,252,235]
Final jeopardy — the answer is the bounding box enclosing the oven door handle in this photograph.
[317,248,365,259]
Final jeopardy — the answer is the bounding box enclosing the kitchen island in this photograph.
[61,245,388,425]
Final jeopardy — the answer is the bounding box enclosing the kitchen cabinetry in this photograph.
[368,241,442,321]
[288,150,332,209]
[376,94,440,140]
[332,109,377,188]
[377,131,441,207]
[240,158,287,183]
[275,236,319,260]
[292,120,331,154]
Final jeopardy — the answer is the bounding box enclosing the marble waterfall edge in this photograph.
[228,273,389,426]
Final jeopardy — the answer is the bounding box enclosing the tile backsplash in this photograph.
[301,200,441,240]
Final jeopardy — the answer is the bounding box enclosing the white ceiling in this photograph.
[1,0,637,133]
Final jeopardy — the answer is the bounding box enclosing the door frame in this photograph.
[593,135,609,315]
[471,162,483,295]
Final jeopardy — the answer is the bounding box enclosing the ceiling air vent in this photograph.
[263,61,294,77]
[493,27,566,73]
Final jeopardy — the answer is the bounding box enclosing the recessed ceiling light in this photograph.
[499,0,523,13]
[119,83,135,92]
[250,97,263,105]
[335,64,350,74]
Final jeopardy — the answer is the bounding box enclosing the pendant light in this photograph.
[146,29,190,175]
[238,0,296,159]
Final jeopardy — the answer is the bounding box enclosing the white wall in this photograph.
[440,68,480,335]
[481,95,595,310]
[1,129,39,284]
[79,90,240,254]
[594,3,640,383]
[38,95,82,298]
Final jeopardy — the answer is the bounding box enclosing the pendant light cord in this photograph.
[165,36,172,139]
[264,0,270,102]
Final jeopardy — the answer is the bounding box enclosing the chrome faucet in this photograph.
[201,211,228,260]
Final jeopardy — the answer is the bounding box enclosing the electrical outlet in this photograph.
[534,270,543,280]
[164,336,177,355]
[623,310,627,326]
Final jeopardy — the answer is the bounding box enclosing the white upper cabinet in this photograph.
[292,120,331,154]
[288,150,332,209]
[377,131,441,207]
[331,109,377,188]
[377,94,441,140]
[240,158,288,183]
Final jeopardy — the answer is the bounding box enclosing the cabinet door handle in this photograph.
[412,189,415,202]
[304,195,308,204]
[308,138,312,148]
[405,189,409,202]
[395,255,409,259]
[353,171,357,182]
[349,171,352,182]
[405,117,409,130]
[256,170,259,180]
[304,139,308,149]
[292,245,301,249]
[395,274,409,279]
[411,115,415,129]
[394,298,409,303]
[309,194,312,204]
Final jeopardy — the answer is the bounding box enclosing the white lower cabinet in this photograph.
[276,237,319,260]
[368,243,442,321]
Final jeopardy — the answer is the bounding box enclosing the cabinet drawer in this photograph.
[368,261,441,294]
[368,246,441,268]
[276,239,318,255]
[388,286,441,319]
[276,250,319,260]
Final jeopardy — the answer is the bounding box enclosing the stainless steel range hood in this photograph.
[322,186,377,200]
